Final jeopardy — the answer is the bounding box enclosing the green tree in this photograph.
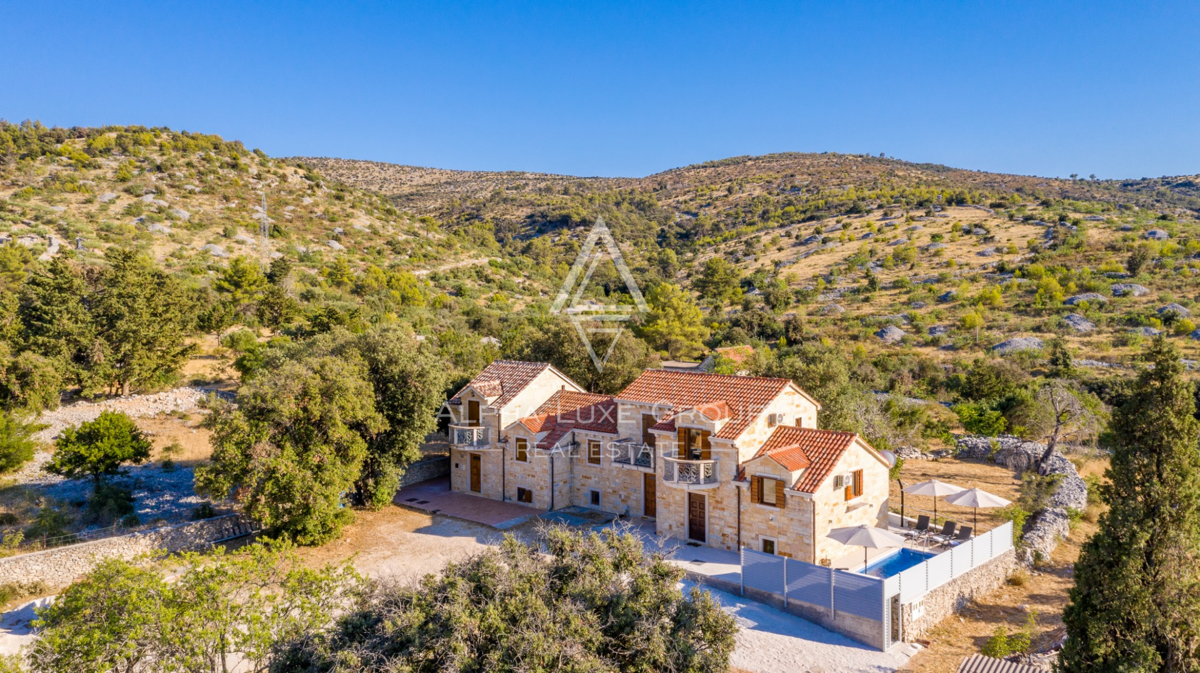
[1046,336,1074,378]
[0,350,63,413]
[959,310,985,344]
[85,248,196,395]
[46,411,152,492]
[18,258,91,378]
[283,526,737,672]
[1126,245,1151,276]
[694,256,742,305]
[639,283,710,360]
[196,355,385,544]
[214,255,268,318]
[0,410,41,474]
[1060,339,1200,671]
[511,319,659,395]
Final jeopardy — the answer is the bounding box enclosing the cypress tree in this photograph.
[1060,338,1200,671]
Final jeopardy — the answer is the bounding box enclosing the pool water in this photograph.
[857,548,935,578]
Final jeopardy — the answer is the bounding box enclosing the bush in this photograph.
[998,505,1030,546]
[86,483,135,524]
[282,526,739,672]
[981,610,1037,658]
[191,503,216,520]
[954,402,1007,436]
[24,507,73,546]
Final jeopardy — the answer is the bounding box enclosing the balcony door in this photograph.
[677,428,710,461]
[467,400,480,427]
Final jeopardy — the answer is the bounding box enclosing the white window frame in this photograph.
[761,536,777,555]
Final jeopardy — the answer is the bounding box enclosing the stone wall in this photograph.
[0,514,254,589]
[901,548,1019,640]
[399,456,450,487]
[955,435,1089,564]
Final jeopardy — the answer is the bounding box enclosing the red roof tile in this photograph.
[449,360,553,410]
[750,426,860,493]
[520,390,618,448]
[616,369,791,440]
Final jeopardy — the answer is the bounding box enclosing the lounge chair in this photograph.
[947,526,973,546]
[903,515,930,539]
[929,521,957,545]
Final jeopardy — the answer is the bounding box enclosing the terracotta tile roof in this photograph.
[750,426,859,493]
[616,369,791,440]
[449,360,552,410]
[520,390,618,449]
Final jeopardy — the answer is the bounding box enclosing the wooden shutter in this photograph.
[750,475,760,504]
[776,478,786,508]
[515,438,528,462]
[642,414,657,448]
[700,431,711,460]
[677,428,688,458]
[853,470,864,497]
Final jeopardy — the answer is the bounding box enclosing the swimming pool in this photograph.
[856,548,935,578]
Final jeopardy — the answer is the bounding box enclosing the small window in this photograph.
[762,538,776,555]
[590,490,601,507]
[515,438,528,462]
[844,469,864,501]
[587,439,602,465]
[517,487,533,503]
[761,478,778,506]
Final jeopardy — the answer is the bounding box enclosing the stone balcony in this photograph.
[610,440,655,470]
[661,455,720,489]
[449,424,489,448]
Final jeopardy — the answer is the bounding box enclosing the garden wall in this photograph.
[0,514,255,588]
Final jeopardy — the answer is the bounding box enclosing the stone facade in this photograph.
[0,514,255,589]
[810,437,891,565]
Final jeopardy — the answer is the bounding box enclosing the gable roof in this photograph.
[449,360,559,410]
[741,426,881,493]
[517,390,618,448]
[616,369,793,441]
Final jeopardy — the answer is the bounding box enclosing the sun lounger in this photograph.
[947,526,973,546]
[903,515,930,539]
[929,521,957,545]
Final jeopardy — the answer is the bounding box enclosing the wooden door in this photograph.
[467,400,480,426]
[469,454,481,492]
[643,472,657,518]
[687,493,706,542]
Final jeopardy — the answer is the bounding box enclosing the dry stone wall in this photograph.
[0,514,254,589]
[955,435,1089,565]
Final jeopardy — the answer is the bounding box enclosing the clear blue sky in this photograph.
[2,1,1197,179]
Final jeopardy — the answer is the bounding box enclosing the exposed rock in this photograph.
[927,325,950,337]
[910,301,927,309]
[924,242,946,251]
[938,290,957,303]
[1064,292,1107,306]
[1110,283,1149,297]
[1129,326,1161,337]
[201,243,227,258]
[1144,229,1170,240]
[875,325,906,344]
[168,208,191,221]
[955,435,1088,565]
[147,223,171,234]
[991,337,1044,354]
[820,303,845,316]
[1062,313,1096,333]
[327,240,346,251]
[1158,303,1191,318]
[97,192,119,203]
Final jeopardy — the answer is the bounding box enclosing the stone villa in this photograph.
[443,360,891,565]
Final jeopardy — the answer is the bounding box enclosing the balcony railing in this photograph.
[662,456,719,487]
[611,440,654,468]
[450,425,489,448]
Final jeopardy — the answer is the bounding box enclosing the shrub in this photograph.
[998,505,1030,546]
[954,402,1007,436]
[24,507,73,547]
[85,483,135,524]
[191,503,216,520]
[283,526,739,671]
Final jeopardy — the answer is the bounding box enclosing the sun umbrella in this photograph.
[902,479,966,524]
[943,487,1012,534]
[827,524,908,572]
